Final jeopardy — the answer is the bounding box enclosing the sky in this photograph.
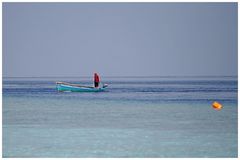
[2,3,238,77]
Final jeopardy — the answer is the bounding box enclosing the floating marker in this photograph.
[212,101,222,110]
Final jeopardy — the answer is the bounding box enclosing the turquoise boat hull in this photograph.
[56,82,107,92]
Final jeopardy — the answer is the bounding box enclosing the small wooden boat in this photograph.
[56,82,108,92]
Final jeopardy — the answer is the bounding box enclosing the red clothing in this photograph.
[94,73,100,83]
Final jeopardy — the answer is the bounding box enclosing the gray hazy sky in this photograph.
[3,3,237,77]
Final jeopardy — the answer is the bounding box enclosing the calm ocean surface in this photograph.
[2,76,238,157]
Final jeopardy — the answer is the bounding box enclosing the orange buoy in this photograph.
[212,101,222,110]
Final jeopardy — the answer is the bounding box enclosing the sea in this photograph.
[2,76,238,158]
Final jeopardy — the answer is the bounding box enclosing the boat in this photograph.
[56,82,108,92]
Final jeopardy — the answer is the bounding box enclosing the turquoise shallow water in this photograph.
[2,77,238,157]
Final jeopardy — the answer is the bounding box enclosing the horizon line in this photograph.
[2,75,238,78]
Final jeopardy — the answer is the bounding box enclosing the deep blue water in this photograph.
[2,76,238,157]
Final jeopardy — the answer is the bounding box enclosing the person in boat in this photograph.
[94,73,100,88]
